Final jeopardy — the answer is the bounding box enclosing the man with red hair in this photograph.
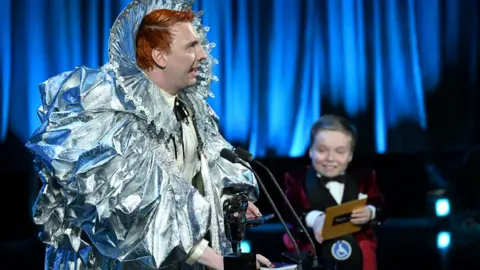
[26,1,270,269]
[135,8,204,95]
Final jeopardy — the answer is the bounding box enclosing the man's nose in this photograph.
[196,46,207,61]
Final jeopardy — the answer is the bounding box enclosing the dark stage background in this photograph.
[1,0,480,269]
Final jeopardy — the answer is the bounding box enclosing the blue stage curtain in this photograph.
[1,0,478,157]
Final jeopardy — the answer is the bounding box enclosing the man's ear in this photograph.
[152,48,167,69]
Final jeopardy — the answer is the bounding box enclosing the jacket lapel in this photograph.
[341,173,360,203]
[305,168,338,211]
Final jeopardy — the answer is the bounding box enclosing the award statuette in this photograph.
[223,192,257,269]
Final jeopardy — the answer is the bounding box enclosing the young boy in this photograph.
[283,115,386,270]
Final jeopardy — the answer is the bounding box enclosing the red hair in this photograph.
[135,9,195,70]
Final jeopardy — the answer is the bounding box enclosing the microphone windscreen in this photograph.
[234,147,253,162]
[220,148,239,163]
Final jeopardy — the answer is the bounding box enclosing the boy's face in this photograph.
[309,130,353,177]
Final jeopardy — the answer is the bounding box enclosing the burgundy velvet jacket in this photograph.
[282,166,386,270]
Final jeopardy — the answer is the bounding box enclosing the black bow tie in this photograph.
[317,174,346,185]
[173,97,190,125]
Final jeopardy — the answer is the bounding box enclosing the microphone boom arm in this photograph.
[220,148,304,269]
[239,159,304,270]
[235,147,319,269]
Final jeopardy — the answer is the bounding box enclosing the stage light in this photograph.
[435,198,450,217]
[436,231,451,249]
[240,241,251,253]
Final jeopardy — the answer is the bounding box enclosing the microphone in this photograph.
[220,148,242,163]
[220,148,303,270]
[234,147,319,269]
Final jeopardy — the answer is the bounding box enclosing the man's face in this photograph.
[164,22,206,92]
[309,130,353,177]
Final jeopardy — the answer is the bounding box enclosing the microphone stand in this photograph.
[239,159,304,270]
[220,149,303,270]
[235,148,319,269]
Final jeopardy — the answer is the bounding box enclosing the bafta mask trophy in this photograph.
[223,191,257,269]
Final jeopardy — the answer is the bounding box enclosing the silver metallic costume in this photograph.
[25,0,258,269]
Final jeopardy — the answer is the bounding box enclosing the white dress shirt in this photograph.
[160,90,200,182]
[160,90,207,264]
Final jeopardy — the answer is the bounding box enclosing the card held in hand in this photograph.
[321,198,368,240]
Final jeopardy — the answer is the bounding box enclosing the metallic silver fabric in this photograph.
[26,0,259,269]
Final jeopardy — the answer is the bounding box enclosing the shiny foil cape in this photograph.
[25,0,258,269]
